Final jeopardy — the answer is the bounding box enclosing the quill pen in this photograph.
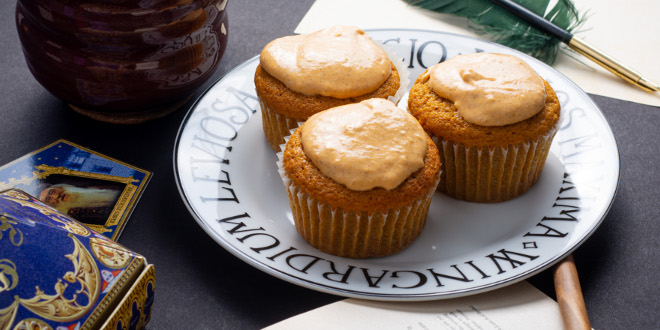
[490,0,659,92]
[403,0,583,65]
[405,0,660,92]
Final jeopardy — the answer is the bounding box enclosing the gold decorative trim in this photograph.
[89,238,132,269]
[101,264,155,330]
[0,299,19,330]
[82,258,146,330]
[19,234,100,322]
[3,190,30,201]
[0,259,19,293]
[85,224,111,235]
[12,317,53,330]
[0,215,24,247]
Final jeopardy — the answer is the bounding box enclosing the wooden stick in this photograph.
[553,254,591,330]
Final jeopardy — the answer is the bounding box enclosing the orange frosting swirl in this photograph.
[301,98,427,191]
[260,26,391,99]
[421,53,546,126]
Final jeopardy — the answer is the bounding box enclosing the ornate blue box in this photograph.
[0,189,155,329]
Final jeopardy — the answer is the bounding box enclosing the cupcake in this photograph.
[278,98,441,258]
[407,53,561,203]
[255,26,407,152]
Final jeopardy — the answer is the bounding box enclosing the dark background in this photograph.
[2,0,658,328]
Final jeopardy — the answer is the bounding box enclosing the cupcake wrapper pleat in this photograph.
[286,182,433,258]
[377,40,411,106]
[260,99,301,152]
[433,127,557,203]
[275,152,438,258]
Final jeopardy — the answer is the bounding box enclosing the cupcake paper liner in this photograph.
[260,99,300,152]
[276,148,439,259]
[378,40,411,106]
[432,126,558,203]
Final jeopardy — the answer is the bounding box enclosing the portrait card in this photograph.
[0,139,151,240]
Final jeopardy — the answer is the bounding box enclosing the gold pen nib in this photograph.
[637,76,660,92]
[568,37,660,93]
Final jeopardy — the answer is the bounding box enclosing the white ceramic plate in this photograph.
[174,29,619,300]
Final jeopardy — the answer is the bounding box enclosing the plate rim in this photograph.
[173,28,621,300]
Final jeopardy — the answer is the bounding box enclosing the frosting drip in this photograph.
[260,26,391,99]
[422,53,546,126]
[301,98,427,191]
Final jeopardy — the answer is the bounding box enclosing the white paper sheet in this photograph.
[295,0,660,107]
[265,281,563,330]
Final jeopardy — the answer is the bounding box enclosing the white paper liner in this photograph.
[258,42,410,152]
[276,150,439,258]
[260,99,300,152]
[431,125,558,203]
[377,40,411,106]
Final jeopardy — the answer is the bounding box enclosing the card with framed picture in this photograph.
[0,139,151,241]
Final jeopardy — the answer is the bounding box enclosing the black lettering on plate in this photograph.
[285,254,323,274]
[486,249,539,274]
[361,268,390,288]
[391,270,428,289]
[237,232,280,254]
[427,265,473,287]
[323,262,355,284]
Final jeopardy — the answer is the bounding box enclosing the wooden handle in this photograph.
[553,254,591,330]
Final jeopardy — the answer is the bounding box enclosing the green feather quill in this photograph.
[404,0,585,64]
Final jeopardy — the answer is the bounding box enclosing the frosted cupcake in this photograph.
[255,26,408,152]
[278,98,441,258]
[407,53,561,203]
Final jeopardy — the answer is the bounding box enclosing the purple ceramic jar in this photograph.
[16,0,228,123]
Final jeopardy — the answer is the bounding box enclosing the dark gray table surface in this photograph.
[2,1,658,329]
